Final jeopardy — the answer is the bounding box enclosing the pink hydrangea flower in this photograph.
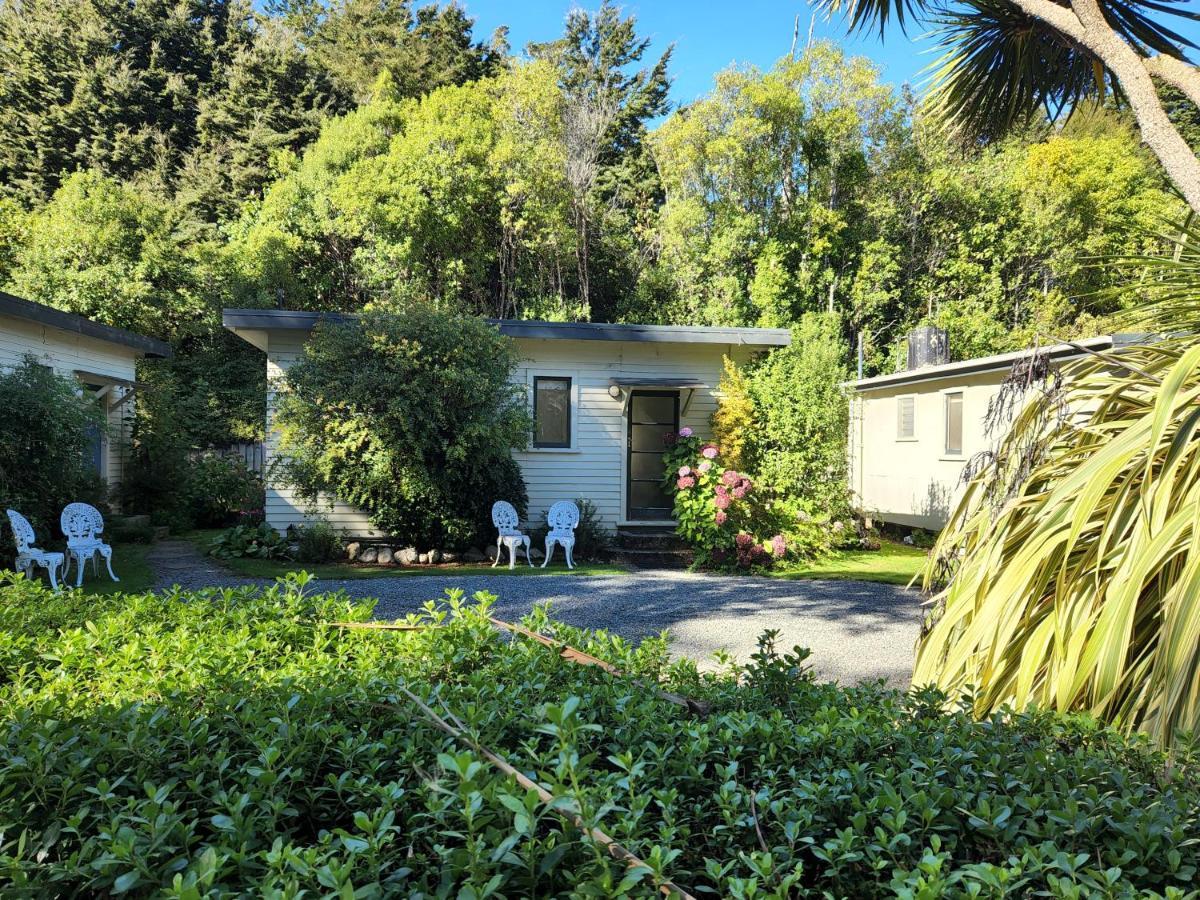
[732,485,747,500]
[678,426,694,437]
[715,493,731,510]
[770,534,786,557]
[676,475,695,490]
[722,470,740,486]
[715,509,728,526]
[715,484,728,497]
[697,460,712,473]
[701,445,718,460]
[678,465,692,477]
[735,532,754,549]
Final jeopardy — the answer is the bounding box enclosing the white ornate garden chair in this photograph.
[491,500,532,570]
[61,502,118,588]
[541,501,580,569]
[6,509,65,590]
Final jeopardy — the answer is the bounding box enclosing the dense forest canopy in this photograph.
[0,0,1189,446]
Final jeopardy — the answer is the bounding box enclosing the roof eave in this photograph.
[1,291,172,358]
[221,308,792,347]
[848,335,1147,391]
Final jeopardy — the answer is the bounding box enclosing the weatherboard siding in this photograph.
[0,311,139,497]
[260,328,757,537]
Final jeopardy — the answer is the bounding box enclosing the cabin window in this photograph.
[944,392,964,456]
[896,396,916,440]
[533,376,572,448]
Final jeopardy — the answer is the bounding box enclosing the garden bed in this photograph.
[1,574,1197,896]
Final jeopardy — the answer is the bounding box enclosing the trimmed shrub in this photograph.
[294,518,342,563]
[274,305,530,550]
[0,356,106,564]
[185,453,264,528]
[0,576,1198,895]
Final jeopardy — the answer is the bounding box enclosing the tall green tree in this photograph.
[5,171,208,340]
[650,43,903,327]
[530,1,671,321]
[303,0,506,103]
[227,61,574,317]
[176,17,343,224]
[817,0,1200,213]
[0,0,256,204]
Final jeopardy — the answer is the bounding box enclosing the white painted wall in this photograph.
[849,370,1004,530]
[0,312,141,496]
[258,327,758,537]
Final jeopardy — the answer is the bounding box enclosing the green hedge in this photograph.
[0,576,1198,897]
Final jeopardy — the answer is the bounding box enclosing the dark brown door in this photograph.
[626,391,679,521]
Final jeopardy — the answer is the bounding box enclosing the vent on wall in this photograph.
[906,326,949,370]
[897,396,915,439]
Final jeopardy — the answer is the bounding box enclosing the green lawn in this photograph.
[772,540,929,585]
[64,541,156,596]
[183,529,628,579]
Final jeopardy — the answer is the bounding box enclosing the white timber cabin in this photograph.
[848,333,1141,531]
[223,309,791,536]
[0,291,171,500]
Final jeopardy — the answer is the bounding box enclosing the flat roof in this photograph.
[222,308,792,347]
[0,291,171,358]
[851,334,1146,391]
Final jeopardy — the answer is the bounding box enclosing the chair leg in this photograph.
[565,541,575,569]
[46,560,60,592]
[492,542,501,567]
[75,553,85,588]
[103,550,118,582]
[541,536,553,568]
[508,540,517,570]
[523,537,532,567]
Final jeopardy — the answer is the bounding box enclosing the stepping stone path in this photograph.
[147,540,263,592]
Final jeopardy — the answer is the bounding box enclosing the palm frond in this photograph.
[917,336,1200,750]
[818,0,1198,139]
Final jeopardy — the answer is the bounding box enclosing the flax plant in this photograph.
[916,218,1200,749]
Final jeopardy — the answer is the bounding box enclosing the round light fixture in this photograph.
[608,384,622,399]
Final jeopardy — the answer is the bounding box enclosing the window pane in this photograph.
[945,393,963,455]
[897,396,915,439]
[534,377,571,447]
[631,394,676,425]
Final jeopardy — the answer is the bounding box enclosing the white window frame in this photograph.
[896,394,917,441]
[527,370,580,453]
[942,389,965,459]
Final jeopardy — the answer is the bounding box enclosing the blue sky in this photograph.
[459,1,1200,114]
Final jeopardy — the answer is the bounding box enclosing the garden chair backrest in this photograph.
[491,501,521,536]
[6,509,35,553]
[546,501,579,534]
[61,503,104,543]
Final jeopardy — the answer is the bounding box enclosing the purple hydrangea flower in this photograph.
[701,445,718,460]
[678,465,692,477]
[678,426,694,437]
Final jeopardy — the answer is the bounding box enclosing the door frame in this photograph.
[624,389,680,523]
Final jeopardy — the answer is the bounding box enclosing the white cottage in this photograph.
[223,309,791,535]
[1,291,171,498]
[847,334,1140,530]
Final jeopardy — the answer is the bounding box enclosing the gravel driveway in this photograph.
[325,571,920,685]
[150,543,921,684]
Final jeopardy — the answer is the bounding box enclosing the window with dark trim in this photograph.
[533,376,571,448]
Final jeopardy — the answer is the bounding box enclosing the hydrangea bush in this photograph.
[663,430,786,569]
